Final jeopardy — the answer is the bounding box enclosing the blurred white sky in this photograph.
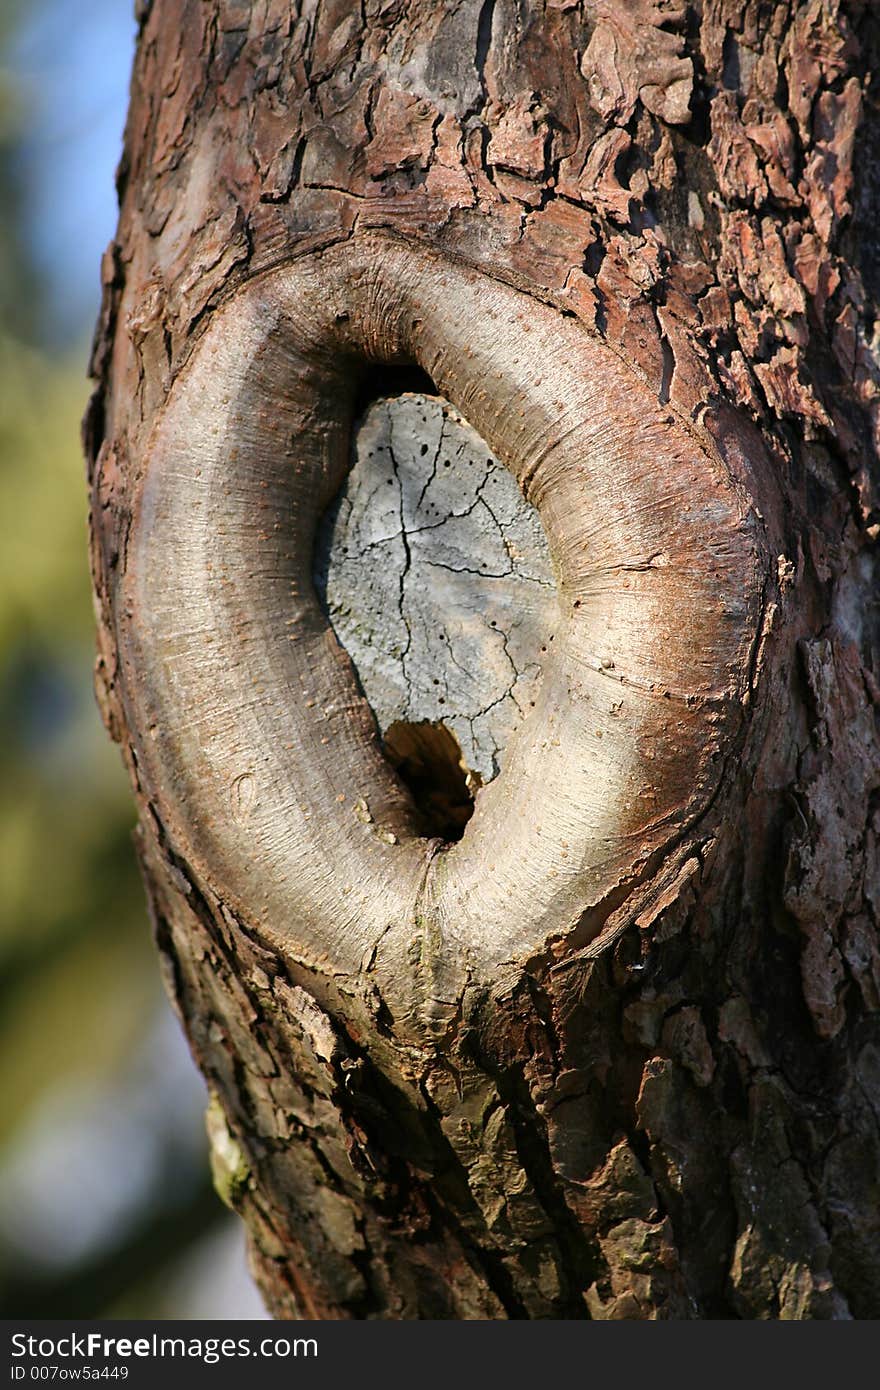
[9,0,137,344]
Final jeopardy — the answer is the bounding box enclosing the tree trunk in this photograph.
[86,0,880,1319]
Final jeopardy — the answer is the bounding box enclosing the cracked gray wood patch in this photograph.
[314,393,558,783]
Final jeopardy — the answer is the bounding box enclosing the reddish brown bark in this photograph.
[87,1,880,1318]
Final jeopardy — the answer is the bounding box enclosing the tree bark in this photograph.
[87,0,880,1319]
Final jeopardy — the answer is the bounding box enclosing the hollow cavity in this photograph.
[313,392,558,788]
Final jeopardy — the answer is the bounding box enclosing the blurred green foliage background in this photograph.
[0,0,264,1318]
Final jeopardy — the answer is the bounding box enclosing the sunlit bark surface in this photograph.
[87,1,880,1318]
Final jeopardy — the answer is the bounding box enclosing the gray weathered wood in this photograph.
[314,393,557,784]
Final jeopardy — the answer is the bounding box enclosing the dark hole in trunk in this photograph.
[316,368,489,843]
[382,720,477,842]
[353,362,437,416]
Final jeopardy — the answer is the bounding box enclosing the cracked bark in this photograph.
[88,1,880,1318]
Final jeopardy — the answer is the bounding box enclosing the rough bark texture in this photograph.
[87,0,880,1319]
